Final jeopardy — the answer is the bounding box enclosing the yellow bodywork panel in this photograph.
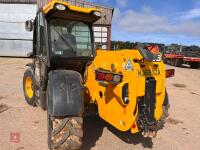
[43,0,100,15]
[85,49,166,133]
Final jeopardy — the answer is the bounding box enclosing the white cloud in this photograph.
[141,5,153,13]
[179,8,200,20]
[113,7,200,37]
[116,0,128,8]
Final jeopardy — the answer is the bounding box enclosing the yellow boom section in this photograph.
[43,0,100,15]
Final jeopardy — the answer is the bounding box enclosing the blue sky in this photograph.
[88,0,200,46]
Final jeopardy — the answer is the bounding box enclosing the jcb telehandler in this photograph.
[23,0,174,149]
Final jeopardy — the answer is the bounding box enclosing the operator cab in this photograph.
[49,19,93,58]
[25,1,101,73]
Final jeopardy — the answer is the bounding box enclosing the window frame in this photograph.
[36,12,48,57]
[47,18,95,58]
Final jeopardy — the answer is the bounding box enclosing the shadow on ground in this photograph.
[167,64,200,70]
[82,116,153,150]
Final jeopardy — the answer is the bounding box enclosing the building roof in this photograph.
[0,0,114,25]
[39,0,114,25]
[0,0,36,4]
[63,0,114,25]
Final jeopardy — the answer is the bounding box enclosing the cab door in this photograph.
[34,12,48,89]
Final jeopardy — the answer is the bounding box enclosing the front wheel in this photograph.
[48,114,83,150]
[23,69,37,106]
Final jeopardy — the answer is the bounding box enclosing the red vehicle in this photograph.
[163,52,200,69]
[138,44,200,69]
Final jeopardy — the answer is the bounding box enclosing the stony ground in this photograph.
[0,58,200,150]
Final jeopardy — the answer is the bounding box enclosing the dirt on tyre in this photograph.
[157,91,170,130]
[48,114,83,150]
[23,69,37,106]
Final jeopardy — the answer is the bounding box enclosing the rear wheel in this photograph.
[157,91,170,129]
[175,59,182,67]
[39,89,47,110]
[48,114,83,150]
[190,62,200,69]
[47,85,83,150]
[23,69,37,106]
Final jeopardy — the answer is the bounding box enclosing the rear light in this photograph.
[166,69,175,78]
[105,74,113,81]
[96,72,105,80]
[113,75,121,82]
[132,123,137,129]
[96,70,123,83]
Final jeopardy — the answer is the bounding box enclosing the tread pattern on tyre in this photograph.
[157,104,170,130]
[50,117,83,150]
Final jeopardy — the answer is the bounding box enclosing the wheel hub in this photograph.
[25,76,34,99]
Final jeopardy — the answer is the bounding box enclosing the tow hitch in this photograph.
[137,78,158,138]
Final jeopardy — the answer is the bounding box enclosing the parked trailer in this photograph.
[164,53,200,69]
[163,45,200,69]
[183,57,200,69]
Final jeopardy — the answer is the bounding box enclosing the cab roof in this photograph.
[43,0,100,15]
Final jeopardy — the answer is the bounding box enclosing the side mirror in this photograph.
[27,51,34,58]
[25,20,33,32]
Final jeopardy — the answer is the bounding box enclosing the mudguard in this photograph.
[48,70,83,117]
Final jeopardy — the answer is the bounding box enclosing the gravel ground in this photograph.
[0,58,200,150]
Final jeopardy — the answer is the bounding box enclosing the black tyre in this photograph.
[163,90,169,107]
[172,59,176,66]
[190,62,200,69]
[162,56,167,64]
[23,69,37,106]
[48,114,83,150]
[157,91,170,129]
[169,59,174,66]
[39,89,47,110]
[47,84,83,150]
[175,59,182,67]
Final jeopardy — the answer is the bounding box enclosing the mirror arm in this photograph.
[27,52,35,58]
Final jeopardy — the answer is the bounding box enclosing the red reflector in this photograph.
[132,123,136,129]
[96,72,105,80]
[166,69,175,78]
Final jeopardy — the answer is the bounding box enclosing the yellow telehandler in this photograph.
[23,0,174,149]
